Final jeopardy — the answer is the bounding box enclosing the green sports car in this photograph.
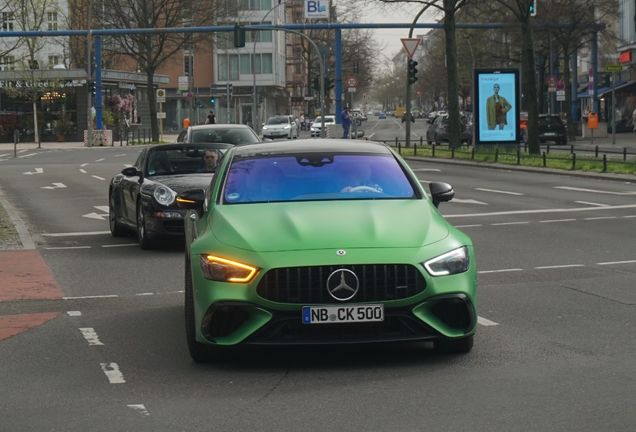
[178,139,477,362]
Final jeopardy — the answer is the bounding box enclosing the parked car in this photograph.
[310,115,336,137]
[109,143,234,249]
[426,115,472,145]
[522,114,567,145]
[401,113,415,123]
[175,124,261,145]
[351,109,367,121]
[177,139,477,361]
[378,112,387,119]
[262,115,299,140]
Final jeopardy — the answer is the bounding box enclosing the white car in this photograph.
[262,115,299,140]
[310,115,336,137]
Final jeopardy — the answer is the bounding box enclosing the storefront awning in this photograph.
[578,85,611,98]
[598,80,636,98]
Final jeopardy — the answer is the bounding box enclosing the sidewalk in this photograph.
[0,133,180,152]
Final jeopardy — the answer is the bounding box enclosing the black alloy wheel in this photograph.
[136,200,153,250]
[109,190,127,237]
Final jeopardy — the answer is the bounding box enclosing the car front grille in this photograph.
[256,264,426,304]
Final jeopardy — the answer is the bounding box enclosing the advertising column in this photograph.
[473,69,520,146]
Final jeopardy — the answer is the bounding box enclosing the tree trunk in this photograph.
[521,19,540,155]
[32,101,40,147]
[147,69,158,142]
[443,1,461,148]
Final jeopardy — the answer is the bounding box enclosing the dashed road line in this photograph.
[81,163,89,167]
[95,158,105,162]
[478,268,522,274]
[128,404,150,416]
[540,219,576,223]
[597,260,636,266]
[100,363,125,384]
[91,175,106,181]
[444,203,636,219]
[555,186,636,195]
[575,201,609,207]
[584,216,616,221]
[535,264,585,270]
[491,221,529,226]
[42,231,110,237]
[79,328,104,345]
[79,169,87,173]
[102,244,137,248]
[67,311,82,316]
[475,188,523,196]
[63,295,118,300]
[455,224,482,228]
[44,246,91,250]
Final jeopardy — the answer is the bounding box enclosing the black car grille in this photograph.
[162,220,184,234]
[256,264,426,304]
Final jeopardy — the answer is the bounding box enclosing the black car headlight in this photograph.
[200,255,258,283]
[423,246,470,276]
[153,186,176,206]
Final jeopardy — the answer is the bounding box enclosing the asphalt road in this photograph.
[1,130,636,431]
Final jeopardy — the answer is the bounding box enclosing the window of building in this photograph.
[217,54,239,81]
[2,12,14,31]
[248,21,272,43]
[240,54,251,74]
[47,12,58,31]
[48,55,60,67]
[0,55,15,71]
[239,0,271,10]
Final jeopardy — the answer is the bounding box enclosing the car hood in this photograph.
[144,174,213,194]
[210,200,449,252]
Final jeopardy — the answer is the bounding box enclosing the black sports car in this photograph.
[109,143,234,249]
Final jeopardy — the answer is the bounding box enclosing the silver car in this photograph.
[310,115,336,137]
[262,115,299,140]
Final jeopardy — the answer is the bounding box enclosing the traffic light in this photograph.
[210,96,215,104]
[233,25,246,48]
[88,80,95,93]
[529,0,536,16]
[324,77,334,91]
[602,73,611,87]
[408,59,418,85]
[312,77,320,91]
[353,62,358,73]
[417,91,421,96]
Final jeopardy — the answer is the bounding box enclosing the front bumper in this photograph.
[142,201,186,237]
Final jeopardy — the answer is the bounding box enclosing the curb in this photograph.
[0,186,35,250]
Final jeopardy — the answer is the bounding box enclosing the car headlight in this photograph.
[283,125,290,129]
[262,126,269,130]
[153,186,176,206]
[310,127,315,131]
[200,255,258,283]
[423,246,470,276]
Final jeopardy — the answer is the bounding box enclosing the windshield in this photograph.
[190,128,260,145]
[223,154,416,204]
[146,145,230,176]
[266,117,289,125]
[314,117,333,124]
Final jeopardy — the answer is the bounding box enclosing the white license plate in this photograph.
[302,304,384,324]
[545,132,557,136]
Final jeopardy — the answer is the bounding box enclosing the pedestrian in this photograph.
[341,106,351,139]
[300,113,305,131]
[183,117,190,129]
[206,110,217,124]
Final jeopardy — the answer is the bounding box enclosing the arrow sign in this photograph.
[41,182,67,190]
[23,168,43,175]
[401,38,421,59]
[82,206,109,220]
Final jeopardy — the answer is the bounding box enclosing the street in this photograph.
[1,126,636,431]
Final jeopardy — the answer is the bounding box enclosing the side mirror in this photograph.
[176,189,206,210]
[429,182,454,208]
[121,166,140,177]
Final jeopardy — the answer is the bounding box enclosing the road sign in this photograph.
[605,65,623,72]
[346,76,358,88]
[400,38,421,59]
[588,68,594,76]
[347,88,356,92]
[546,75,558,88]
[556,81,565,90]
[186,92,193,100]
[157,112,166,119]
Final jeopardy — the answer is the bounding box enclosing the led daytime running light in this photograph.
[202,255,257,283]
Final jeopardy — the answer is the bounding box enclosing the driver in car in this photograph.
[196,149,219,173]
[340,164,383,193]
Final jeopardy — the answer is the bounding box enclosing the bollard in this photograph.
[595,145,598,158]
[420,136,423,147]
[546,144,550,154]
[13,128,20,158]
[602,154,607,172]
[543,151,547,167]
[398,141,401,154]
[451,147,455,158]
[495,148,499,162]
[572,153,576,170]
[471,147,475,160]
[432,144,435,157]
[570,144,574,154]
[143,128,146,143]
[624,147,627,162]
[517,148,521,165]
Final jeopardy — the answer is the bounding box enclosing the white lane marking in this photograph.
[91,175,106,181]
[95,158,105,162]
[18,149,27,153]
[79,328,104,345]
[102,243,137,248]
[42,231,110,237]
[0,153,10,158]
[478,316,499,326]
[584,216,616,221]
[624,215,636,218]
[555,186,636,195]
[597,260,636,266]
[81,163,89,167]
[63,295,118,300]
[22,168,43,175]
[453,199,488,205]
[540,219,576,223]
[455,224,482,228]
[114,154,127,157]
[82,212,107,220]
[575,201,609,207]
[128,404,150,416]
[124,164,133,167]
[136,293,154,296]
[100,363,126,384]
[475,188,523,196]
[491,221,529,226]
[79,169,87,173]
[41,182,67,190]
[95,206,109,213]
[535,264,585,270]
[478,268,522,274]
[444,203,636,219]
[44,246,92,250]
[412,168,441,172]
[67,311,82,316]
[18,153,38,158]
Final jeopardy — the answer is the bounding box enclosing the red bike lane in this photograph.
[0,250,64,341]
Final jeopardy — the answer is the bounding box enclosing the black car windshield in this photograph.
[146,145,230,176]
[190,128,260,145]
[266,117,289,125]
[539,116,562,126]
[223,154,416,204]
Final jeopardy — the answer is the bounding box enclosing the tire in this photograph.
[136,200,154,250]
[185,255,227,362]
[109,190,127,237]
[434,335,474,354]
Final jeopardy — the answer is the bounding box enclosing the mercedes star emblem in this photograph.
[326,269,359,301]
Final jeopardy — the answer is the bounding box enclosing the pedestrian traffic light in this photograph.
[324,77,334,91]
[408,59,418,85]
[233,25,246,48]
[312,77,320,91]
[602,73,611,87]
[529,0,537,16]
[210,97,215,104]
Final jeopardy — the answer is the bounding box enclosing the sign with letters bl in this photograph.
[304,0,330,19]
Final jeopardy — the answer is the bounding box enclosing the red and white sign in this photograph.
[546,75,558,88]
[346,76,358,88]
[620,51,632,64]
[400,38,421,59]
